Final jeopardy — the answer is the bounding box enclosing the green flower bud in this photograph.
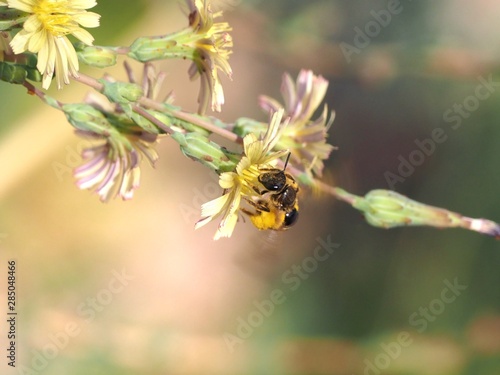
[0,55,41,84]
[24,53,38,69]
[232,117,266,138]
[99,80,144,105]
[127,111,161,135]
[354,189,463,229]
[331,187,500,238]
[62,103,117,135]
[168,113,211,136]
[25,66,41,82]
[0,61,27,84]
[76,44,117,68]
[171,131,238,173]
[128,35,181,62]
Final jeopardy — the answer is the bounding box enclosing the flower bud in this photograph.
[76,44,117,68]
[232,117,266,138]
[0,61,27,84]
[99,80,144,105]
[25,66,41,82]
[0,55,41,84]
[128,35,179,62]
[350,189,500,238]
[171,131,238,173]
[62,103,115,135]
[355,189,459,229]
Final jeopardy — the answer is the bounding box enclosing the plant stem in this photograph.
[72,72,242,144]
[131,104,174,135]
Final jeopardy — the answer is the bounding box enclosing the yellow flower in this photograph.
[186,0,232,114]
[196,109,289,239]
[8,0,100,89]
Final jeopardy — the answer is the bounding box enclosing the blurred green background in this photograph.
[1,0,499,374]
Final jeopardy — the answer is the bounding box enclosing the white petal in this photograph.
[27,29,46,53]
[198,193,230,220]
[9,29,30,54]
[218,172,236,189]
[23,14,42,33]
[74,11,100,28]
[214,212,238,240]
[70,0,97,10]
[7,0,34,13]
[71,28,95,45]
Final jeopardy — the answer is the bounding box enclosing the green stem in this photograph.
[131,105,174,135]
[22,80,62,110]
[72,72,242,143]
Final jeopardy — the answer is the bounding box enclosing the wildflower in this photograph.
[7,0,100,89]
[259,70,335,177]
[186,0,232,114]
[196,109,289,239]
[71,64,176,202]
[61,101,158,202]
[74,128,158,202]
[127,0,232,113]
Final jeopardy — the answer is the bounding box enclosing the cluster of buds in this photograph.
[0,0,498,240]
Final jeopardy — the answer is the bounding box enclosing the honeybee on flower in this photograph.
[195,109,300,240]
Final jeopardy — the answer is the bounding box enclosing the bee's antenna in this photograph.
[283,152,291,171]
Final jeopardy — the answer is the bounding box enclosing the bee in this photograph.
[242,154,299,231]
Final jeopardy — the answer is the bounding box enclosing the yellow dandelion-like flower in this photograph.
[186,0,232,114]
[260,70,335,177]
[7,0,100,89]
[196,109,289,240]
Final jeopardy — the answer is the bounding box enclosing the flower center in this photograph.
[33,0,78,36]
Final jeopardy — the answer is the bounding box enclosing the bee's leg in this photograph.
[244,197,271,212]
[241,207,255,217]
[250,185,268,195]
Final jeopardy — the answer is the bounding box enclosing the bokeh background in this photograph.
[1,0,500,374]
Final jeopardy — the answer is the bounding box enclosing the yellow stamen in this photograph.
[33,0,78,36]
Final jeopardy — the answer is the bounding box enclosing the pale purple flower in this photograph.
[260,70,335,176]
[74,130,158,202]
